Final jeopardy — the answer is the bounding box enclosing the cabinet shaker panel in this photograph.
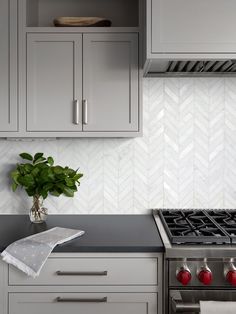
[151,0,236,53]
[0,0,17,132]
[83,33,139,132]
[27,33,83,132]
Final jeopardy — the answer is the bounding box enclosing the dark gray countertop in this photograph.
[0,215,164,253]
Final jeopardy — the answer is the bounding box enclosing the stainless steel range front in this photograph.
[153,209,236,314]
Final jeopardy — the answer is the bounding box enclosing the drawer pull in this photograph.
[56,297,107,303]
[56,271,108,276]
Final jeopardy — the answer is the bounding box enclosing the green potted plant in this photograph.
[11,152,83,223]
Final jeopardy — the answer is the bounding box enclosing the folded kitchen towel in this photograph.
[1,227,84,278]
[200,301,236,314]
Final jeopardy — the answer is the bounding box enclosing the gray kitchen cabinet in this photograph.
[0,0,18,132]
[25,32,139,136]
[9,293,157,314]
[27,33,83,132]
[0,253,162,314]
[8,257,157,286]
[148,0,236,54]
[0,0,141,137]
[83,33,139,132]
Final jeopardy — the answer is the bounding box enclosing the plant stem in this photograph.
[32,194,41,220]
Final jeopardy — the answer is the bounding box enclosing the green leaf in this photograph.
[11,170,19,178]
[31,167,40,177]
[74,173,83,181]
[55,182,65,191]
[24,164,34,173]
[19,153,33,161]
[11,170,20,183]
[47,156,54,166]
[39,168,50,179]
[50,190,61,197]
[47,169,55,181]
[33,153,44,162]
[18,174,35,187]
[34,157,46,164]
[65,178,75,187]
[70,185,78,192]
[42,183,54,191]
[17,165,27,175]
[68,169,76,178]
[55,173,66,180]
[35,162,47,169]
[25,188,35,197]
[40,189,48,199]
[12,182,18,192]
[63,187,74,197]
[53,166,63,174]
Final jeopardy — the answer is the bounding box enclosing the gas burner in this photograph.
[207,209,236,243]
[159,209,231,245]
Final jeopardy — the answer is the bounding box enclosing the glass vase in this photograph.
[29,195,48,223]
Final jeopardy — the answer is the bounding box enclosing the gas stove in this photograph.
[159,209,236,245]
[153,209,236,314]
[153,209,236,258]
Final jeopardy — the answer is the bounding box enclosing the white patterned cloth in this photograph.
[200,301,236,314]
[1,227,85,278]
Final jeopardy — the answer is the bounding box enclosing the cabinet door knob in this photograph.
[83,99,88,125]
[56,297,107,303]
[73,100,79,125]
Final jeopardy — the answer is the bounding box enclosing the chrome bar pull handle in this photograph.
[83,99,88,125]
[56,297,107,303]
[171,298,200,313]
[56,271,108,276]
[74,100,79,125]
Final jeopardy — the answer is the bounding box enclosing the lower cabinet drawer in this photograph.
[9,293,157,314]
[9,258,158,286]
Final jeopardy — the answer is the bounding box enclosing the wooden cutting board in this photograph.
[54,17,112,27]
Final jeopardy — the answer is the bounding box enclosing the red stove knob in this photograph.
[198,269,212,285]
[176,265,192,286]
[177,269,191,285]
[226,270,236,286]
[224,259,236,286]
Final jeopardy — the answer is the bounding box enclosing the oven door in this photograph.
[170,290,236,313]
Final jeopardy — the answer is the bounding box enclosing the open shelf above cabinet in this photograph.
[25,0,140,27]
[24,27,140,33]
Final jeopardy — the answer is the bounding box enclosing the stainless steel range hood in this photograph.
[145,0,236,77]
[145,59,236,77]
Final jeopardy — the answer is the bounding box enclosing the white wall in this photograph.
[1,77,236,214]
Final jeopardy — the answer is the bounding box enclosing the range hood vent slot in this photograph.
[167,60,236,73]
[146,60,236,77]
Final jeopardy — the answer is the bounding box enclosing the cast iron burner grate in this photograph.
[159,209,231,245]
[207,209,236,244]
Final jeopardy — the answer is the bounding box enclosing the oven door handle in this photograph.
[171,298,200,313]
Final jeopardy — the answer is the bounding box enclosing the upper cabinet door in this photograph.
[0,0,17,132]
[83,33,139,132]
[27,33,82,132]
[151,0,236,54]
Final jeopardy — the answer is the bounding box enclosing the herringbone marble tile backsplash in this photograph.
[1,78,236,214]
